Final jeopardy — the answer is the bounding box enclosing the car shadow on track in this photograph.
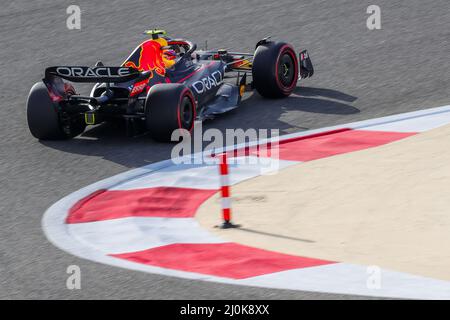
[290,86,358,114]
[41,86,359,168]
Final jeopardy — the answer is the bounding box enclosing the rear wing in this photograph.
[44,66,141,83]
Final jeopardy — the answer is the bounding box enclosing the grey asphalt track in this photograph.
[1,0,449,299]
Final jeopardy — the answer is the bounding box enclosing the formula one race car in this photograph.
[27,29,314,141]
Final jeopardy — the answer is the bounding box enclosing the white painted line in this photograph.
[359,107,450,132]
[239,263,450,299]
[67,217,226,255]
[109,157,297,191]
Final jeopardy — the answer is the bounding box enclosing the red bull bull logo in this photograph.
[123,40,166,77]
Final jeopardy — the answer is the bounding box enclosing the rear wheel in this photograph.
[27,82,85,140]
[145,83,196,142]
[252,41,299,98]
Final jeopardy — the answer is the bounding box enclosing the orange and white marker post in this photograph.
[217,152,239,229]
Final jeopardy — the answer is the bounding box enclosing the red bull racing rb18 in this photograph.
[26,29,314,141]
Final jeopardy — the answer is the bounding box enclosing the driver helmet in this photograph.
[153,37,177,68]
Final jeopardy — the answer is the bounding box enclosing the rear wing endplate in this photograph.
[299,50,314,79]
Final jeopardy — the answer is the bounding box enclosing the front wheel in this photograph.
[145,83,196,142]
[252,41,299,98]
[27,82,85,140]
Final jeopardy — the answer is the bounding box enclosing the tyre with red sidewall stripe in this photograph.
[252,41,299,98]
[145,83,196,142]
